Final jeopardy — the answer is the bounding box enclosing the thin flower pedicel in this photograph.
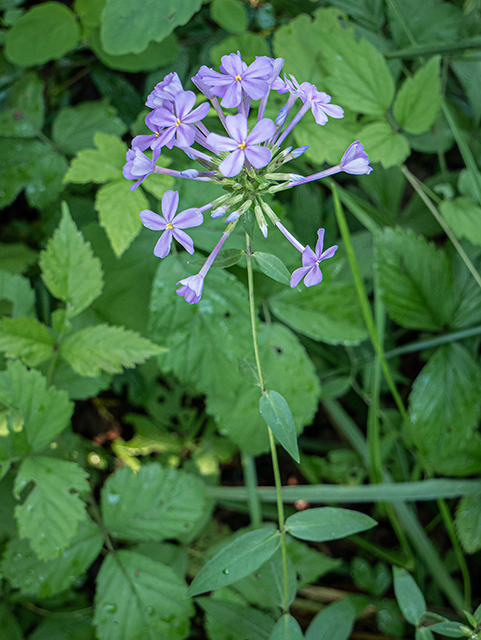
[123,52,373,303]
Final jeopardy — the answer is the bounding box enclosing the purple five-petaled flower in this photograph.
[287,77,344,125]
[150,91,210,150]
[145,72,183,109]
[340,141,373,175]
[290,229,338,288]
[122,147,160,191]
[140,190,203,258]
[201,52,271,108]
[207,114,275,177]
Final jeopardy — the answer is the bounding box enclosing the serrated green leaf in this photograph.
[285,507,377,542]
[149,257,320,456]
[440,197,481,246]
[393,567,426,626]
[375,228,452,331]
[100,0,202,55]
[14,456,89,560]
[186,526,281,597]
[394,57,441,135]
[5,2,80,66]
[0,269,35,317]
[387,0,462,49]
[64,132,127,184]
[0,72,44,137]
[270,614,304,640]
[52,100,127,156]
[455,495,481,554]
[0,138,67,210]
[408,343,481,475]
[323,37,395,116]
[305,599,356,640]
[101,463,205,541]
[0,360,73,454]
[45,357,112,401]
[254,252,290,285]
[28,616,95,640]
[40,203,104,318]
[269,280,368,346]
[0,317,55,366]
[94,180,148,257]
[94,550,194,640]
[60,324,165,377]
[1,517,103,596]
[199,598,275,640]
[260,390,299,462]
[360,122,410,168]
[210,0,248,34]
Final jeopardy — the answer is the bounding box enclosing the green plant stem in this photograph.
[245,233,290,613]
[402,165,481,291]
[241,452,262,529]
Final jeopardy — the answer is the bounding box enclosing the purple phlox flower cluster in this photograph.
[122,52,373,304]
[139,190,203,258]
[290,229,338,288]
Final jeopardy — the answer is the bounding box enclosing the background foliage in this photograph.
[1,0,481,638]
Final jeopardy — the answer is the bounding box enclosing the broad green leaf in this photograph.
[458,168,481,204]
[149,257,320,455]
[5,2,80,66]
[94,550,194,640]
[254,252,290,286]
[0,72,44,137]
[269,281,368,346]
[305,599,356,640]
[28,616,95,640]
[64,132,127,184]
[101,463,205,541]
[450,250,481,329]
[0,269,35,317]
[408,343,481,475]
[387,0,462,49]
[52,100,127,156]
[286,536,341,588]
[0,602,23,640]
[90,28,179,72]
[393,567,426,626]
[210,0,248,34]
[455,495,481,554]
[210,33,269,65]
[199,599,275,640]
[1,517,103,596]
[325,0,384,30]
[14,456,89,560]
[0,243,37,275]
[428,622,465,638]
[360,122,410,168]
[452,58,481,126]
[186,527,281,597]
[45,358,112,401]
[375,228,452,331]
[260,390,299,462]
[271,614,304,640]
[0,360,73,454]
[285,507,377,542]
[394,57,441,135]
[40,203,104,318]
[100,0,202,55]
[60,324,165,377]
[213,248,244,268]
[0,138,67,210]
[440,197,481,246]
[74,0,106,28]
[323,36,395,116]
[95,180,149,257]
[0,317,55,366]
[351,558,391,597]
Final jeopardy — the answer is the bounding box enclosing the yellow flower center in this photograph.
[166,223,174,229]
[235,74,242,82]
[175,118,182,127]
[238,140,247,150]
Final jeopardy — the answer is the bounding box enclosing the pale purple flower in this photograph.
[140,190,203,258]
[177,230,230,304]
[340,141,373,175]
[286,77,344,124]
[123,147,159,191]
[150,91,210,150]
[132,112,163,151]
[202,53,271,108]
[146,72,183,109]
[207,114,275,177]
[290,229,338,288]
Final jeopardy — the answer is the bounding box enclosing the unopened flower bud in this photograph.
[211,207,226,219]
[275,105,288,126]
[291,145,309,158]
[254,203,268,238]
[181,169,199,178]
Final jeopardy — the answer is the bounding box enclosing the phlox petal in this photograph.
[320,245,338,261]
[219,149,245,177]
[225,114,248,143]
[221,81,243,108]
[161,190,179,222]
[290,266,311,288]
[174,208,203,229]
[175,90,196,119]
[173,229,195,254]
[246,118,276,145]
[314,229,325,257]
[304,264,323,287]
[154,229,173,258]
[301,245,318,267]
[206,132,238,152]
[140,209,166,231]
[245,145,271,169]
